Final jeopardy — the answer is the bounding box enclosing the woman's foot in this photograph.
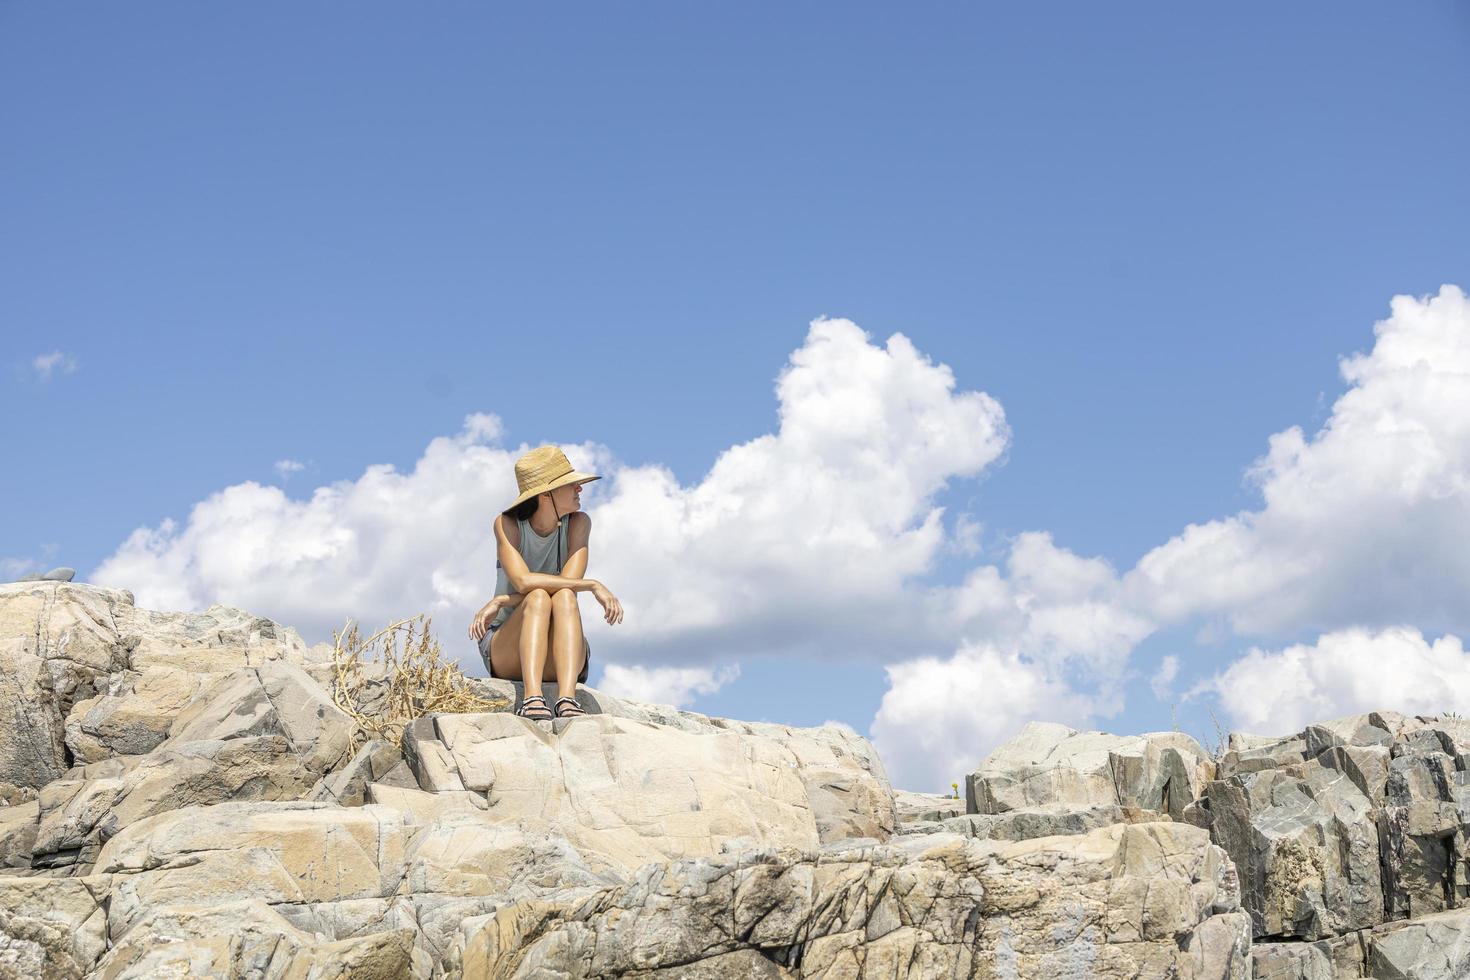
[517,693,553,721]
[554,696,586,719]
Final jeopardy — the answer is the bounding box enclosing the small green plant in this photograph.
[950,781,960,800]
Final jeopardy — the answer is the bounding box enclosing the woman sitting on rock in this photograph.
[468,445,624,721]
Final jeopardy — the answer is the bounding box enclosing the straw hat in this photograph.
[505,445,600,512]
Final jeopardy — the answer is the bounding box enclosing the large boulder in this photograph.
[966,721,1214,820]
[94,800,419,942]
[0,584,132,787]
[0,582,325,785]
[458,822,1250,979]
[1378,729,1470,920]
[472,682,897,845]
[401,711,893,872]
[1203,757,1382,941]
[28,659,356,871]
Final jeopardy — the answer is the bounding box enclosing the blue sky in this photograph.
[4,3,1469,790]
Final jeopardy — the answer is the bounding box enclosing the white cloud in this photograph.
[32,351,77,380]
[91,320,1012,688]
[274,459,306,479]
[1125,285,1470,639]
[597,664,740,708]
[1150,655,1180,701]
[871,530,1153,790]
[870,643,1099,794]
[920,531,1154,681]
[93,412,564,644]
[1192,626,1470,737]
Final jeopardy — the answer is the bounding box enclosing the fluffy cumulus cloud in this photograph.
[598,664,741,709]
[1111,284,1470,736]
[93,319,1022,707]
[873,530,1153,788]
[92,413,585,645]
[1193,626,1470,736]
[1126,285,1470,639]
[871,643,1098,794]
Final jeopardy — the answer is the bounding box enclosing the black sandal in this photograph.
[517,694,553,721]
[554,696,586,719]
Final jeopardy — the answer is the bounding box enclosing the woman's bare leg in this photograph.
[488,588,555,697]
[488,588,586,702]
[549,589,586,700]
[517,589,554,697]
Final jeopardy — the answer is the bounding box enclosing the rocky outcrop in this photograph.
[0,582,329,788]
[27,582,1470,976]
[458,823,1249,979]
[965,720,1214,820]
[399,710,892,872]
[1185,710,1470,952]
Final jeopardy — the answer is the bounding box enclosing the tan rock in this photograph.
[461,822,1247,979]
[90,899,317,979]
[94,800,417,939]
[32,735,318,871]
[0,874,111,979]
[0,799,39,870]
[275,928,429,980]
[0,583,320,783]
[400,812,621,899]
[414,712,821,869]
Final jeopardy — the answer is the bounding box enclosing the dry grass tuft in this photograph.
[330,614,509,752]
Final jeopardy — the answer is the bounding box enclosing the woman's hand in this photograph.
[468,597,504,642]
[590,582,624,625]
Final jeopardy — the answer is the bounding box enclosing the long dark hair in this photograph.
[504,496,540,522]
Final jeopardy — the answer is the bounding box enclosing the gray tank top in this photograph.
[489,513,570,630]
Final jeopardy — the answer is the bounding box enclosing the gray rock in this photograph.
[893,789,965,824]
[15,572,43,582]
[941,802,1161,841]
[1196,710,1470,946]
[1378,743,1470,920]
[1204,756,1383,940]
[40,567,76,582]
[1251,932,1368,979]
[1368,906,1470,979]
[309,739,408,807]
[965,721,1214,820]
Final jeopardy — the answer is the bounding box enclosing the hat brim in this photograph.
[504,471,600,513]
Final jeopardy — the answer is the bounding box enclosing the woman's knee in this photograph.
[523,588,552,612]
[550,588,577,611]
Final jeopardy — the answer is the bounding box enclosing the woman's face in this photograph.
[548,481,584,514]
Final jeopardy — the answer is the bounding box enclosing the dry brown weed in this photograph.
[329,614,509,752]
